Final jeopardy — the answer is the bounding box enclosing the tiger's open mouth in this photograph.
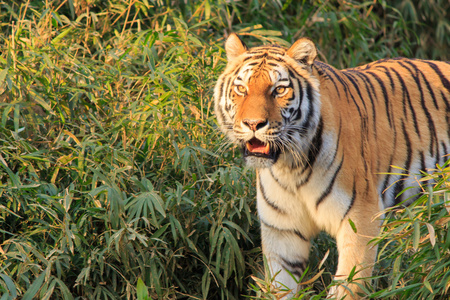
[243,137,277,159]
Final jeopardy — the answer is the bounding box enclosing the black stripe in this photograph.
[326,65,364,122]
[218,77,233,123]
[339,72,365,123]
[342,72,369,168]
[322,64,353,102]
[394,121,413,204]
[360,116,368,172]
[380,116,398,205]
[315,64,325,77]
[419,67,439,110]
[281,258,306,271]
[225,76,234,102]
[315,62,341,97]
[293,229,308,242]
[258,179,286,214]
[296,77,304,111]
[249,47,285,54]
[347,70,378,138]
[281,257,306,277]
[243,55,266,61]
[287,68,298,81]
[304,117,323,171]
[244,54,286,63]
[399,61,438,157]
[420,151,426,173]
[318,62,347,89]
[366,71,392,128]
[343,178,357,219]
[218,81,225,102]
[403,59,440,108]
[442,143,448,157]
[260,219,308,241]
[296,168,313,189]
[342,71,368,111]
[285,63,313,122]
[327,120,342,169]
[265,55,287,62]
[283,81,297,110]
[375,65,396,92]
[269,169,293,193]
[381,154,395,204]
[426,61,450,95]
[390,68,421,138]
[316,155,344,208]
[301,80,316,129]
[233,66,242,76]
[442,91,450,141]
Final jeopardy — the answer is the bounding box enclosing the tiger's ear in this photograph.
[225,33,247,61]
[287,37,317,68]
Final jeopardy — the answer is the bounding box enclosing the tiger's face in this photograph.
[214,34,321,168]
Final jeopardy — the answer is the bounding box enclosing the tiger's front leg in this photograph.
[328,201,381,299]
[261,222,311,298]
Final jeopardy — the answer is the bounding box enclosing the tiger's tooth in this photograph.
[246,142,252,152]
[264,143,270,154]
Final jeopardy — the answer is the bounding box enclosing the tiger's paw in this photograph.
[327,284,361,300]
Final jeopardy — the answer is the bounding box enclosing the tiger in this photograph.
[214,33,450,299]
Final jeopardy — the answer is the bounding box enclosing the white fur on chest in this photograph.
[257,163,352,238]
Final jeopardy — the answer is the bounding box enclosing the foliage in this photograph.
[0,0,448,299]
[369,161,450,300]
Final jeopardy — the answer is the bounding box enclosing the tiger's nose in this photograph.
[242,119,269,132]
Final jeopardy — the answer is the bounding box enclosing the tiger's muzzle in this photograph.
[241,137,280,167]
[237,117,281,167]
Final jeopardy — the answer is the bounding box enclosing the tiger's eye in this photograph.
[275,86,286,95]
[235,85,246,94]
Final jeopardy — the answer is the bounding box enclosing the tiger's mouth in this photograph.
[243,138,277,159]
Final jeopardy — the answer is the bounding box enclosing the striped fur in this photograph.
[214,33,450,299]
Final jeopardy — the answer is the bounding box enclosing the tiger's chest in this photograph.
[257,164,353,238]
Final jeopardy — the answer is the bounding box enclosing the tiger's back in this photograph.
[316,58,450,208]
[214,34,450,299]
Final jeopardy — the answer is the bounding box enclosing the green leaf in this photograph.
[0,68,8,86]
[150,223,170,240]
[22,271,46,300]
[51,28,73,45]
[428,185,433,219]
[0,154,21,187]
[204,0,211,20]
[413,221,420,251]
[423,278,433,293]
[136,278,149,300]
[201,270,211,298]
[348,218,357,233]
[0,273,17,298]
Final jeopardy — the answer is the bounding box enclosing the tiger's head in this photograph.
[214,34,321,168]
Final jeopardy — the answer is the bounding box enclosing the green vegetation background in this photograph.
[0,0,449,299]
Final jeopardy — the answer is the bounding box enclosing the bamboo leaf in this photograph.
[413,221,420,251]
[22,271,46,300]
[0,274,17,298]
[136,278,149,300]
